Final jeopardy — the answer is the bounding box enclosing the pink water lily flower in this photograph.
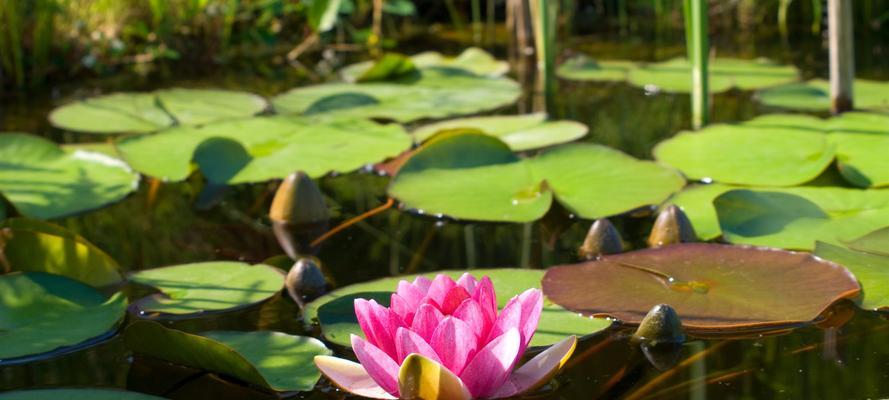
[315,273,577,399]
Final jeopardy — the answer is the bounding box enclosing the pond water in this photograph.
[2,21,889,400]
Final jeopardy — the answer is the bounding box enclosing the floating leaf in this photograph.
[304,269,611,348]
[847,226,889,257]
[0,133,139,219]
[342,53,418,83]
[0,272,127,360]
[1,218,122,287]
[116,116,410,183]
[128,262,285,315]
[556,56,636,82]
[654,124,835,186]
[815,242,889,311]
[542,243,859,333]
[827,113,889,187]
[154,88,268,126]
[125,321,331,392]
[758,79,889,112]
[273,68,520,123]
[343,48,509,81]
[714,188,889,250]
[412,113,588,151]
[0,389,163,400]
[628,57,799,93]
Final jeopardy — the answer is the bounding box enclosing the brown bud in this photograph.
[285,257,328,307]
[270,172,329,258]
[647,204,697,248]
[578,218,623,260]
[632,304,685,345]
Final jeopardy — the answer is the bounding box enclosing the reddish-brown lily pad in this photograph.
[542,243,860,333]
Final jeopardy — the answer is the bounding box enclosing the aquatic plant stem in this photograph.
[309,198,394,247]
[472,0,482,43]
[828,0,854,114]
[683,0,709,129]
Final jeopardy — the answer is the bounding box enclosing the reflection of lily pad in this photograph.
[816,241,889,311]
[412,113,588,151]
[388,132,683,222]
[0,272,127,360]
[125,321,330,392]
[128,262,285,315]
[758,79,889,112]
[628,57,799,93]
[542,243,859,333]
[1,218,122,287]
[305,268,612,348]
[0,389,163,399]
[556,56,636,82]
[116,116,410,183]
[714,188,889,250]
[49,89,267,134]
[273,68,521,123]
[654,124,835,186]
[0,133,139,219]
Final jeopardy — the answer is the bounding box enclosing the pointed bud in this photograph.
[578,218,623,260]
[285,257,328,307]
[647,204,697,248]
[632,304,685,345]
[270,172,329,258]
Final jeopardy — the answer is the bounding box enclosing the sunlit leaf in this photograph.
[412,113,588,151]
[628,57,799,93]
[556,56,636,82]
[758,79,889,112]
[815,241,889,311]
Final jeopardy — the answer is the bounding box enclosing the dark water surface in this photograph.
[2,23,889,399]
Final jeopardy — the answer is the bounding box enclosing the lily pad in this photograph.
[116,116,410,183]
[627,57,799,93]
[304,268,611,348]
[1,218,122,287]
[49,89,267,134]
[815,241,889,311]
[0,272,127,360]
[653,124,835,186]
[343,48,509,82]
[388,132,683,222]
[341,53,419,83]
[757,79,889,112]
[714,188,889,250]
[0,389,164,400]
[128,262,285,315]
[0,133,139,219]
[272,68,521,123]
[125,321,331,392]
[828,113,889,187]
[556,56,637,82]
[542,243,860,333]
[846,226,889,257]
[412,113,588,151]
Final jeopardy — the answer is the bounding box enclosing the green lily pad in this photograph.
[627,57,799,93]
[49,89,267,134]
[815,241,889,311]
[0,133,139,219]
[411,47,510,77]
[543,243,860,333]
[828,113,889,188]
[0,272,127,360]
[412,113,589,151]
[556,56,636,82]
[272,68,521,123]
[388,132,683,222]
[758,79,889,112]
[116,116,410,183]
[714,188,889,250]
[1,218,122,287]
[0,389,164,400]
[125,321,331,392]
[653,124,835,186]
[846,226,889,257]
[305,268,612,348]
[128,262,285,315]
[341,53,418,83]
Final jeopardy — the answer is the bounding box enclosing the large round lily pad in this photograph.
[0,389,163,400]
[272,68,521,123]
[815,241,889,312]
[388,131,683,222]
[116,116,410,183]
[304,268,612,348]
[1,218,122,287]
[125,321,331,392]
[128,262,285,315]
[0,133,139,219]
[412,113,588,151]
[542,243,860,333]
[341,47,509,82]
[757,79,889,112]
[0,272,127,360]
[49,89,267,134]
[627,57,799,93]
[556,55,636,82]
[653,124,835,186]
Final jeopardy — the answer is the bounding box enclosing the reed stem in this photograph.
[828,0,854,114]
[683,0,709,129]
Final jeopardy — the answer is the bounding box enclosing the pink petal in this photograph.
[486,296,522,344]
[390,294,415,326]
[413,276,433,294]
[515,289,544,351]
[397,280,425,308]
[453,299,492,342]
[491,335,578,399]
[411,303,444,342]
[440,285,471,315]
[395,327,442,364]
[472,276,498,323]
[351,335,401,396]
[426,274,457,308]
[314,356,396,399]
[456,273,478,295]
[430,317,479,375]
[459,328,522,398]
[354,299,403,360]
[354,299,382,346]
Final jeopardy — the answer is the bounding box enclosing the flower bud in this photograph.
[647,204,697,247]
[285,257,328,307]
[270,171,329,258]
[578,218,623,260]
